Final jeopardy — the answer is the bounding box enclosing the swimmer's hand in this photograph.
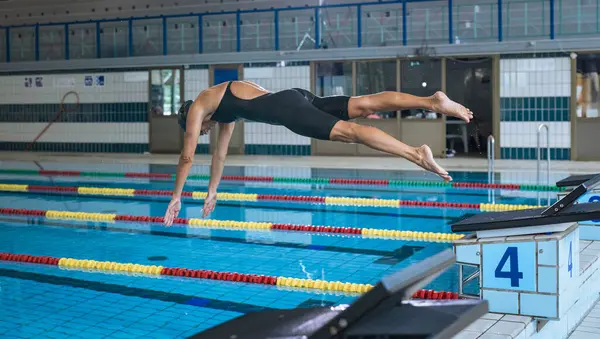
[202,191,217,218]
[164,198,181,226]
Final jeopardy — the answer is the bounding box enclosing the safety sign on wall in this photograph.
[84,75,93,87]
[95,75,104,87]
[85,75,105,87]
[24,77,43,88]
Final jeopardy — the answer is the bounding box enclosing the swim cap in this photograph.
[178,100,193,131]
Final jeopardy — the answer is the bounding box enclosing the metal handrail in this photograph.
[487,135,495,184]
[487,135,495,204]
[537,124,551,206]
[0,0,568,65]
[537,124,550,186]
[458,263,481,299]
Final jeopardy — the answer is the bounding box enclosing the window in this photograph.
[150,69,181,116]
[315,61,352,97]
[356,60,397,119]
[577,53,600,118]
[400,59,442,119]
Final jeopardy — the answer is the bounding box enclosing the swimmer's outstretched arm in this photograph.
[202,122,235,218]
[164,98,208,226]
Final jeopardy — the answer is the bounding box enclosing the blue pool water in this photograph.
[0,162,556,338]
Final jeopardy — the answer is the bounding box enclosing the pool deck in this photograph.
[1,152,600,173]
[454,240,600,339]
[568,301,600,338]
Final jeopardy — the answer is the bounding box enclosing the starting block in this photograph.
[556,173,600,240]
[451,174,600,319]
[190,250,488,339]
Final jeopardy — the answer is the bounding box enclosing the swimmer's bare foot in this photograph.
[431,91,473,123]
[415,145,452,182]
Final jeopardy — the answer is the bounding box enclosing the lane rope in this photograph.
[0,252,459,299]
[0,183,542,212]
[0,208,464,242]
[0,169,564,192]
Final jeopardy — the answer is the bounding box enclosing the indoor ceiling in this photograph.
[0,0,365,26]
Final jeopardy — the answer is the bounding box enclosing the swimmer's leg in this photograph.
[348,91,473,122]
[329,121,451,182]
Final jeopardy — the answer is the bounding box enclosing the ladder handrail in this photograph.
[487,135,495,184]
[537,124,550,186]
[537,124,551,206]
[487,135,495,204]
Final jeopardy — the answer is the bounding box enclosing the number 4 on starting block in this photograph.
[494,247,524,287]
[483,242,536,292]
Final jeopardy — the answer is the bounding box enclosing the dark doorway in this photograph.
[445,57,493,158]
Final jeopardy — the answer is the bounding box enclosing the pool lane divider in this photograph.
[0,183,541,212]
[0,169,564,192]
[0,252,459,300]
[0,208,464,242]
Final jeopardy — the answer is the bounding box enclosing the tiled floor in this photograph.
[454,240,600,339]
[453,313,533,338]
[568,301,600,338]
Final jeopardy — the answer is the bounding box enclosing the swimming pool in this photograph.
[0,162,557,338]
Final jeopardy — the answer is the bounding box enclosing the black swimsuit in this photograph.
[210,82,351,140]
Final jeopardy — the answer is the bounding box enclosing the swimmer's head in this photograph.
[178,100,216,135]
[178,100,193,131]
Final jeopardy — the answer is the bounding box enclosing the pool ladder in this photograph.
[456,136,493,298]
[458,263,481,299]
[487,135,495,204]
[537,124,551,206]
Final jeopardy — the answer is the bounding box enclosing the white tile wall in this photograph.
[184,68,211,145]
[0,71,149,147]
[0,66,309,149]
[243,65,311,146]
[0,72,148,104]
[244,66,310,91]
[500,122,570,148]
[184,69,210,101]
[500,57,572,155]
[500,58,571,98]
[244,123,311,145]
[0,123,148,143]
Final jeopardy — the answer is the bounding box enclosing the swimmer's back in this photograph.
[210,81,303,125]
[195,81,268,121]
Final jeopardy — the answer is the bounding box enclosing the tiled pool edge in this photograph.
[454,240,600,339]
[568,300,600,338]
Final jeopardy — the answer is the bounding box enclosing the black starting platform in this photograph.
[556,173,599,188]
[452,174,600,236]
[189,249,488,339]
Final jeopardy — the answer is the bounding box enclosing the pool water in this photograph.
[0,163,555,339]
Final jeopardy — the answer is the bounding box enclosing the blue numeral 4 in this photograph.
[568,241,573,278]
[495,247,524,287]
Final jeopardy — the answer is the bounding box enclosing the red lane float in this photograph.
[0,251,459,299]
